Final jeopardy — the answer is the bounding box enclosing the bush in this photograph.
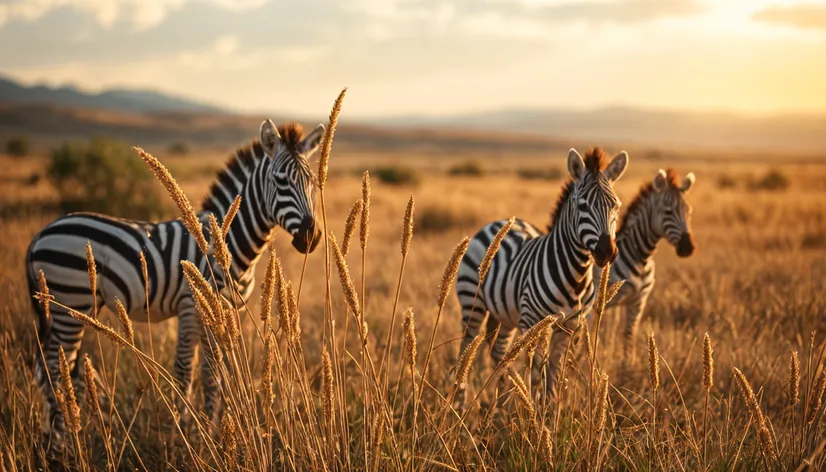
[717,174,737,189]
[415,205,480,234]
[168,142,189,155]
[448,160,485,177]
[6,136,29,157]
[517,167,564,181]
[47,138,170,220]
[373,165,421,186]
[750,169,790,191]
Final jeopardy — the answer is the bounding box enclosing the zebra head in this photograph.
[567,148,628,268]
[651,169,695,258]
[259,120,324,254]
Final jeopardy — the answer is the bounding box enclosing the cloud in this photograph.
[752,3,826,30]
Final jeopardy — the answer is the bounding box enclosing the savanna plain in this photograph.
[1,116,826,471]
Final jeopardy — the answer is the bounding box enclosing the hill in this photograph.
[0,76,227,115]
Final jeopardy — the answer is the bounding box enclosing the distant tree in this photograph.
[6,136,30,157]
[168,141,189,155]
[47,137,170,220]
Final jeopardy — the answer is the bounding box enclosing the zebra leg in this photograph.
[622,296,648,364]
[538,316,580,403]
[172,309,202,420]
[40,307,87,438]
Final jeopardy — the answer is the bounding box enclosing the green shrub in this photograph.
[448,160,485,177]
[373,165,421,186]
[6,136,29,157]
[517,167,564,181]
[47,138,170,220]
[750,169,790,191]
[168,142,189,155]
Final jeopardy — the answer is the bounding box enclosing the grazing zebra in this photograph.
[590,168,695,360]
[455,147,629,405]
[27,120,324,436]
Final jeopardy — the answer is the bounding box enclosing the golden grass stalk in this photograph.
[806,368,826,424]
[321,347,334,424]
[648,332,660,394]
[329,232,361,321]
[733,367,778,464]
[48,302,126,347]
[360,171,370,251]
[260,245,277,326]
[496,315,555,373]
[133,146,208,254]
[286,281,301,344]
[58,346,81,433]
[114,298,134,345]
[221,195,242,238]
[703,333,714,390]
[438,237,470,309]
[597,372,610,433]
[403,308,418,395]
[402,195,415,258]
[478,217,514,284]
[208,213,232,272]
[540,426,553,461]
[37,270,51,322]
[221,410,237,459]
[181,261,220,310]
[85,241,97,317]
[789,351,799,407]
[371,411,385,450]
[454,334,484,391]
[139,251,149,289]
[318,87,346,191]
[509,373,535,418]
[262,331,275,408]
[342,199,362,257]
[191,287,219,332]
[83,354,100,413]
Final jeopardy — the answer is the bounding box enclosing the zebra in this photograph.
[26,119,324,437]
[455,147,629,405]
[590,168,695,361]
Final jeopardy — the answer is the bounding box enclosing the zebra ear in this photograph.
[567,148,585,179]
[260,119,281,156]
[604,151,629,183]
[680,172,695,193]
[652,169,669,192]
[300,124,326,158]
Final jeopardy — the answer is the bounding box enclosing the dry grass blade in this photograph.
[438,237,470,309]
[58,346,81,433]
[703,332,714,390]
[208,213,232,272]
[342,198,362,257]
[85,241,97,317]
[221,195,242,238]
[133,146,208,254]
[733,367,778,463]
[360,171,371,250]
[478,217,514,284]
[402,194,415,258]
[318,87,347,191]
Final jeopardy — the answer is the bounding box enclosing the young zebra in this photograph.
[591,168,695,361]
[455,147,629,405]
[26,120,324,436]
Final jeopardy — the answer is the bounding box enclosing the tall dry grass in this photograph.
[2,107,826,470]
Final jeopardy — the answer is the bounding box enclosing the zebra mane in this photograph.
[618,168,681,232]
[545,147,609,231]
[201,123,308,215]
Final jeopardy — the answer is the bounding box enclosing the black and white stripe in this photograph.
[27,119,324,434]
[455,148,629,404]
[591,168,695,360]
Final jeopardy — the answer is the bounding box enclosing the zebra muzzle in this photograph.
[291,216,321,254]
[593,233,617,268]
[676,232,695,258]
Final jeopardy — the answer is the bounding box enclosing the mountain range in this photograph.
[1,76,825,154]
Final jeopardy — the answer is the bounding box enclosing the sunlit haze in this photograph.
[1,0,825,118]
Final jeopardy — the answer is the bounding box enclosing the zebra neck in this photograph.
[544,201,592,272]
[221,171,274,282]
[616,202,660,268]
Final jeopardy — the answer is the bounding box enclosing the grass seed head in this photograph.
[479,217,514,284]
[318,87,346,191]
[321,347,334,423]
[114,298,134,345]
[360,171,371,250]
[703,332,714,390]
[402,195,415,258]
[222,195,242,238]
[57,346,81,433]
[788,350,799,407]
[439,237,470,308]
[648,331,660,393]
[85,241,97,316]
[83,354,100,414]
[342,198,362,257]
[208,213,232,272]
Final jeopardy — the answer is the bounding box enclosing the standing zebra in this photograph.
[27,119,324,436]
[455,147,629,405]
[590,168,695,361]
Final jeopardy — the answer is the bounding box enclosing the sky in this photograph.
[1,0,825,119]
